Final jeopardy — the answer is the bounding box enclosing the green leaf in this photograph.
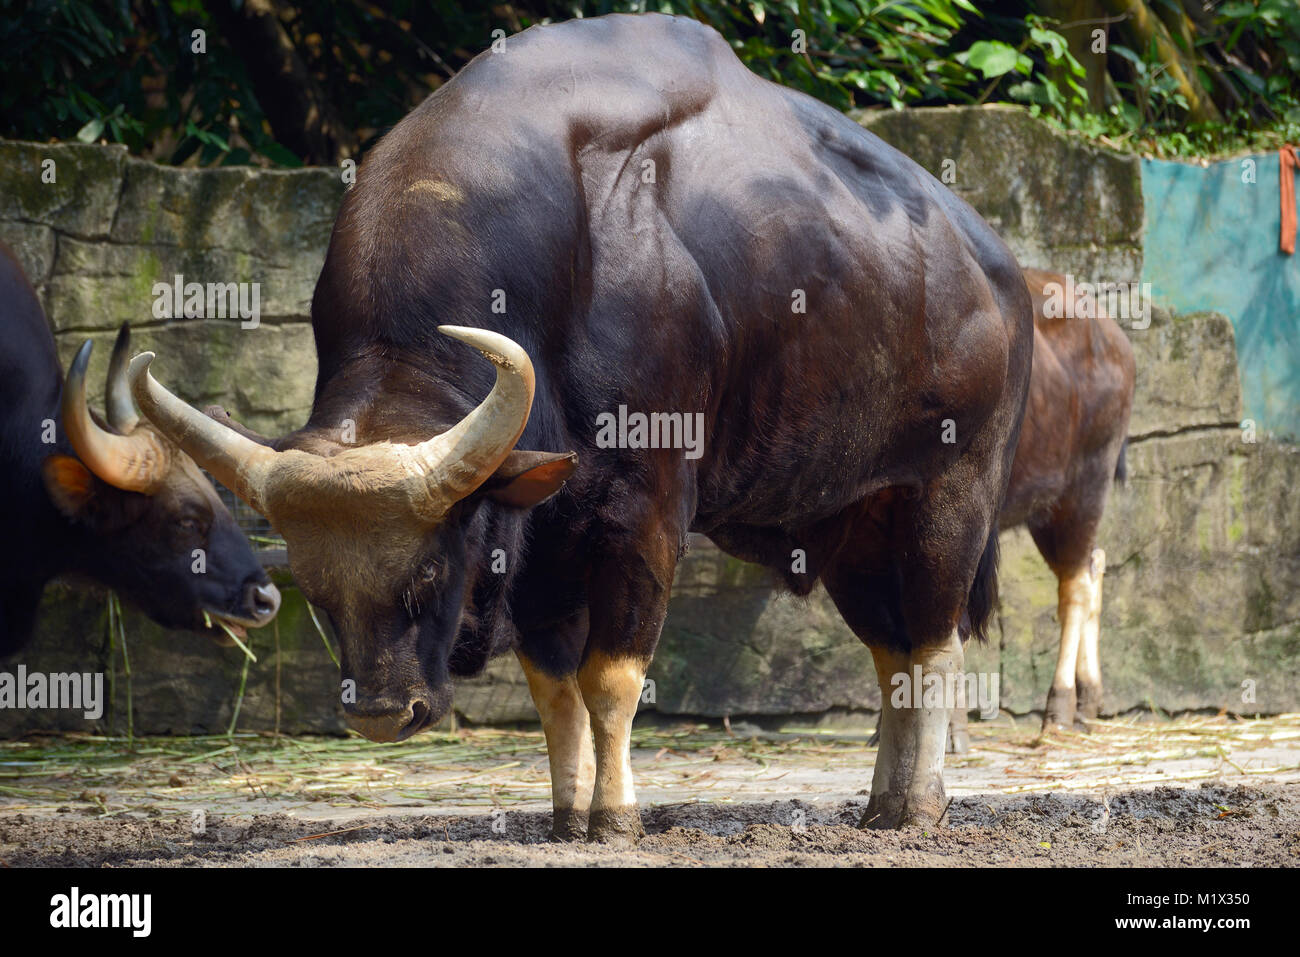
[1230,65,1267,96]
[1008,80,1050,105]
[1111,45,1149,76]
[221,148,252,167]
[75,116,105,143]
[257,142,304,168]
[964,40,1021,79]
[1030,27,1068,61]
[1218,2,1259,18]
[170,136,200,166]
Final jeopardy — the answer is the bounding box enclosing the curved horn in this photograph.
[105,323,139,432]
[63,340,168,493]
[127,352,279,513]
[411,326,535,507]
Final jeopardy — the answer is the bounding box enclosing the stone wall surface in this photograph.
[0,141,340,437]
[1,104,1296,737]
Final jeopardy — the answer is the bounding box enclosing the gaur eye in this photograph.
[420,561,442,584]
[178,516,202,534]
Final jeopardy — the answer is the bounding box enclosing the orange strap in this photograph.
[1282,145,1298,255]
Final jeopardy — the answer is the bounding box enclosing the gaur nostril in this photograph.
[398,701,432,740]
[245,581,281,621]
[343,699,430,744]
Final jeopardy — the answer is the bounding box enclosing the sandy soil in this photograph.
[2,714,1298,867]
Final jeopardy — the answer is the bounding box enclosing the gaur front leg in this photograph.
[577,650,650,843]
[517,650,596,841]
[862,629,962,829]
[576,531,677,845]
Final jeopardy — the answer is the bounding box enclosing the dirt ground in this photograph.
[1,713,1298,867]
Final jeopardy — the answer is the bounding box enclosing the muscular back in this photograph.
[313,13,1032,542]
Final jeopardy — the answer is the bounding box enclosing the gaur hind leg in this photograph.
[1031,512,1105,733]
[517,610,596,841]
[855,630,964,828]
[947,644,970,755]
[869,642,968,754]
[823,498,992,828]
[1074,548,1106,728]
[1041,564,1088,731]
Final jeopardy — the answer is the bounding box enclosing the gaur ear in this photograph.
[481,450,578,508]
[42,454,99,518]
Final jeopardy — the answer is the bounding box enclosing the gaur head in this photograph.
[44,325,281,639]
[128,327,575,741]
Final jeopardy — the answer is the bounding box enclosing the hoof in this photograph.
[859,789,946,830]
[1042,685,1076,732]
[587,807,645,845]
[550,808,588,842]
[1076,682,1103,723]
[858,805,895,830]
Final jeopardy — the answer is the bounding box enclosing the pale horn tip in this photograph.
[437,325,532,374]
[126,351,157,378]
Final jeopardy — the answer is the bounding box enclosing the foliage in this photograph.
[2,0,283,165]
[1,0,1298,165]
[1005,1,1300,158]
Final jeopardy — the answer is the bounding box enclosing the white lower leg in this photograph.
[517,652,596,838]
[948,642,970,754]
[864,665,901,825]
[1075,549,1106,720]
[1044,566,1090,729]
[863,630,960,828]
[577,651,647,842]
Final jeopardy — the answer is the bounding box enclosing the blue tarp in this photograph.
[1142,154,1300,438]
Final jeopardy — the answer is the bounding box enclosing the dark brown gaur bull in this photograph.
[0,240,280,653]
[126,13,1032,841]
[946,267,1136,752]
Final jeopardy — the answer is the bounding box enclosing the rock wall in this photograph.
[0,141,340,437]
[2,105,1296,737]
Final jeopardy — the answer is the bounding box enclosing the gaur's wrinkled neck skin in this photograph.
[444,498,529,677]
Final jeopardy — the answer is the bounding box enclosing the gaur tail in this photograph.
[1114,439,1128,486]
[961,525,1000,644]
